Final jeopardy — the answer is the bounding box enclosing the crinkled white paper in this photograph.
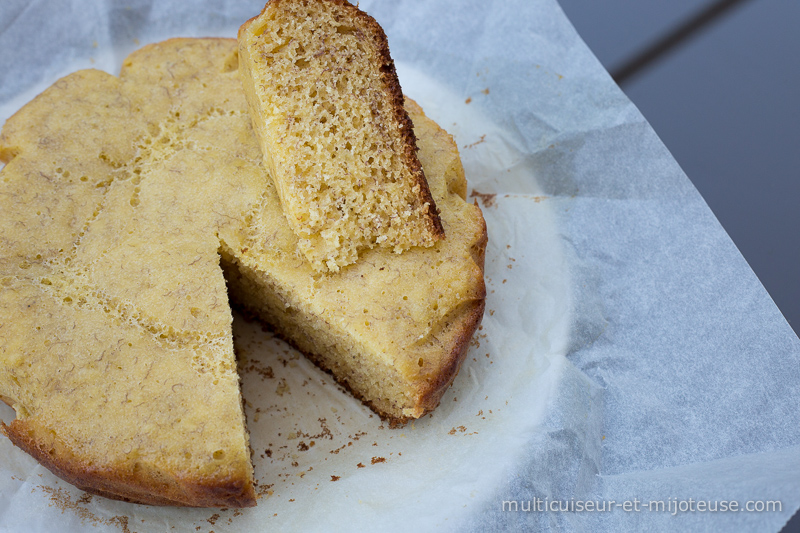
[1,1,799,532]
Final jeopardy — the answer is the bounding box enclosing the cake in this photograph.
[0,38,486,507]
[238,0,444,272]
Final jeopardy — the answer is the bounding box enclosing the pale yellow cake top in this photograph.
[0,40,261,506]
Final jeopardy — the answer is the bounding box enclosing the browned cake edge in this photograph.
[238,0,445,240]
[0,419,256,507]
[408,216,488,424]
[231,296,485,428]
[400,299,487,425]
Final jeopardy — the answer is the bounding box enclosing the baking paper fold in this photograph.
[1,0,799,531]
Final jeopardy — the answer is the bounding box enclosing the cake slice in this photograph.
[0,38,485,506]
[238,0,445,272]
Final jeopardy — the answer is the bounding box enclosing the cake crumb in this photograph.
[464,135,487,150]
[469,190,495,207]
[276,378,289,396]
[371,457,386,464]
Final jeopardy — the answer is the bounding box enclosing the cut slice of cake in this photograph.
[238,0,445,272]
[0,38,485,506]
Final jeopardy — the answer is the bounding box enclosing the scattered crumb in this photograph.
[35,485,132,532]
[357,463,365,468]
[275,378,289,396]
[249,364,274,380]
[296,418,334,440]
[469,190,496,208]
[464,134,487,150]
[465,97,472,104]
[371,457,386,465]
[482,87,490,95]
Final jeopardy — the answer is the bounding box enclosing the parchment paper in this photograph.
[1,0,799,531]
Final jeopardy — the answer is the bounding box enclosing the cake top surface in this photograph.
[0,39,262,507]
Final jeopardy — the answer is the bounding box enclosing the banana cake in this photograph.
[0,38,486,507]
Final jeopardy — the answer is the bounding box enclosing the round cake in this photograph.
[0,37,486,507]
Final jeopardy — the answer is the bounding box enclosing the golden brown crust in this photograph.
[410,215,488,421]
[1,419,256,507]
[348,1,445,239]
[413,299,486,421]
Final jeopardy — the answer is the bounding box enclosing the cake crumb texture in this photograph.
[239,0,444,271]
